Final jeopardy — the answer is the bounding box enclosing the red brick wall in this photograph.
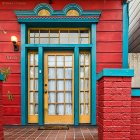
[131,97,140,139]
[0,81,4,140]
[98,77,131,140]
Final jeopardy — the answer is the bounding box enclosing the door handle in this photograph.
[44,90,47,94]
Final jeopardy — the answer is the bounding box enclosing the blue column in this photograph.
[123,3,129,68]
[38,47,44,125]
[21,24,28,125]
[74,47,79,126]
[91,24,96,125]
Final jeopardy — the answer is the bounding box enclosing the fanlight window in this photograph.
[38,9,50,16]
[67,10,79,16]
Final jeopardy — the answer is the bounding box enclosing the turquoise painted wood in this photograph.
[15,3,101,17]
[122,3,129,68]
[96,68,134,81]
[0,74,4,81]
[38,47,44,125]
[21,24,28,125]
[91,24,96,125]
[74,47,79,126]
[132,89,140,96]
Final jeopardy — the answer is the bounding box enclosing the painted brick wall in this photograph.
[98,77,131,140]
[131,97,140,139]
[0,81,4,140]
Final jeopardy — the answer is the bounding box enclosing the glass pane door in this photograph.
[79,52,90,123]
[44,52,74,124]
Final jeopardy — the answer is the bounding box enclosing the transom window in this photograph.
[29,28,90,44]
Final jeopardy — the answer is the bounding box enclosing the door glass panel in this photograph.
[35,92,38,103]
[48,56,55,66]
[85,67,89,78]
[57,56,64,66]
[48,104,55,115]
[66,104,72,115]
[80,54,84,65]
[80,79,84,91]
[35,105,38,114]
[30,104,34,115]
[80,104,84,115]
[30,67,34,78]
[57,104,64,115]
[48,68,56,79]
[65,68,72,79]
[65,92,72,103]
[80,92,84,103]
[65,80,72,91]
[35,80,38,90]
[57,80,64,91]
[35,67,38,78]
[57,92,64,103]
[30,80,34,90]
[65,56,72,66]
[48,80,56,91]
[57,68,64,79]
[35,54,38,65]
[80,67,84,78]
[30,54,34,65]
[30,92,34,103]
[48,92,56,103]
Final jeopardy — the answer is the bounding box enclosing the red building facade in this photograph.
[0,0,140,139]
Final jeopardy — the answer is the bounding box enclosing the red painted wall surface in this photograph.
[131,97,140,140]
[0,0,122,124]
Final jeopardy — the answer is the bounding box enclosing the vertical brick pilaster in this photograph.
[0,81,4,140]
[98,77,131,140]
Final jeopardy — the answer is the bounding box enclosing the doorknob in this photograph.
[45,84,47,86]
[44,90,47,94]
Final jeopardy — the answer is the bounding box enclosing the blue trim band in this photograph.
[21,24,28,125]
[0,74,4,81]
[97,68,134,81]
[74,47,79,126]
[132,89,140,97]
[91,24,96,125]
[122,3,129,68]
[38,47,44,125]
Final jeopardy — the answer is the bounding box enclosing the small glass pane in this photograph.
[65,68,72,79]
[48,104,55,115]
[50,38,59,44]
[80,30,89,37]
[65,56,72,66]
[48,68,55,79]
[48,92,56,103]
[85,80,89,90]
[85,92,89,103]
[30,92,34,103]
[69,38,78,44]
[57,68,64,79]
[85,67,89,78]
[57,92,64,103]
[35,38,39,44]
[35,54,38,65]
[57,56,64,67]
[80,38,89,44]
[35,80,38,90]
[50,30,59,37]
[34,32,39,37]
[30,54,34,65]
[60,30,68,37]
[80,79,84,91]
[80,92,84,103]
[66,104,72,115]
[80,54,84,65]
[69,30,78,38]
[85,104,89,115]
[30,31,34,37]
[30,67,34,78]
[80,67,84,78]
[57,80,64,91]
[48,80,56,91]
[60,38,69,44]
[35,104,38,114]
[30,80,34,90]
[30,104,34,115]
[65,80,72,91]
[35,92,38,103]
[57,104,64,115]
[85,54,89,65]
[80,104,84,115]
[35,67,38,78]
[48,56,55,67]
[40,38,49,44]
[30,38,34,44]
[65,92,72,103]
[40,30,49,37]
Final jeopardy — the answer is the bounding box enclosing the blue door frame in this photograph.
[21,24,97,126]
